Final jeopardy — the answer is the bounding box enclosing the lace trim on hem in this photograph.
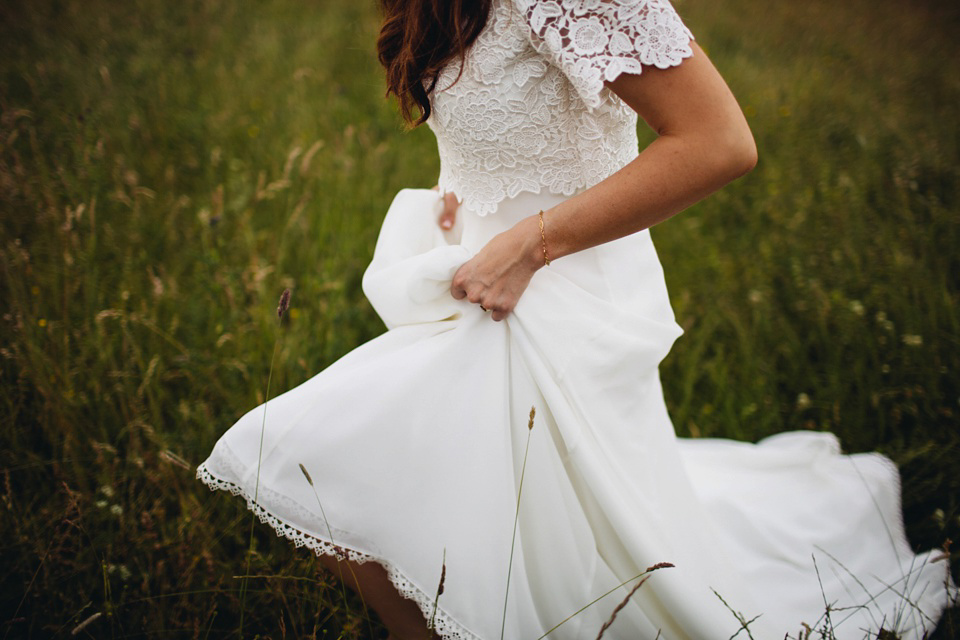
[196,462,483,640]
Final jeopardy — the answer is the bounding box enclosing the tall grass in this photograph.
[0,0,957,636]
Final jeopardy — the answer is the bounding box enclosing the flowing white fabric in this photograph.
[198,189,952,639]
[198,0,953,636]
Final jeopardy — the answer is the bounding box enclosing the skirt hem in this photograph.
[196,461,483,640]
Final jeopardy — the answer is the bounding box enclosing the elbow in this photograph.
[736,133,758,176]
[686,119,757,185]
[709,126,757,183]
[728,121,758,178]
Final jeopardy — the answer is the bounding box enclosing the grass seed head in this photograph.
[298,463,314,487]
[596,575,653,640]
[277,288,291,319]
[71,612,102,636]
[528,406,536,431]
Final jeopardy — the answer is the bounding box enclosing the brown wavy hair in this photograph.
[377,0,492,126]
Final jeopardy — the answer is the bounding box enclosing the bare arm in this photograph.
[451,43,757,321]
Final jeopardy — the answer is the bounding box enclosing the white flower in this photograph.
[507,125,549,156]
[570,16,610,56]
[796,393,812,410]
[450,90,510,142]
[634,8,690,68]
[474,45,507,84]
[110,504,123,516]
[901,334,923,347]
[849,300,865,316]
[540,152,585,194]
[464,175,507,216]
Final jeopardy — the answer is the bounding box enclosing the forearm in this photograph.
[533,129,756,262]
[513,44,757,267]
[452,44,756,320]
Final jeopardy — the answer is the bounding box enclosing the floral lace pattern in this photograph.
[519,0,695,107]
[427,0,693,215]
[197,444,482,640]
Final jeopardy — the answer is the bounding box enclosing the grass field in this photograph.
[1,0,958,637]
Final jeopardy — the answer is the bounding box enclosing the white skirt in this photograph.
[197,189,952,639]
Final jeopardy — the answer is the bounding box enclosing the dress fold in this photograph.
[199,189,953,638]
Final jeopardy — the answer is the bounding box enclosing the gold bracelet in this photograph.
[538,210,551,266]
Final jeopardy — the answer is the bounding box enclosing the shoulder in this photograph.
[509,0,695,108]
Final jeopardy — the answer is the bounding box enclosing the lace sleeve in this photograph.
[513,0,695,109]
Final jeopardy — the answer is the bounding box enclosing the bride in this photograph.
[197,0,954,637]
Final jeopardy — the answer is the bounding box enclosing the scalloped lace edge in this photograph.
[196,462,482,640]
[439,177,553,217]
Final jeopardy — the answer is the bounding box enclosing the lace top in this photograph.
[427,0,694,216]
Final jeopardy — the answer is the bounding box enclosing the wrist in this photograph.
[512,215,546,273]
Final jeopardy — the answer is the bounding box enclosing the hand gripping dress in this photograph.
[197,0,955,637]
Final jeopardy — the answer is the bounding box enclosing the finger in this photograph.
[488,298,512,321]
[439,192,458,230]
[450,263,471,300]
[450,275,467,299]
[439,210,455,230]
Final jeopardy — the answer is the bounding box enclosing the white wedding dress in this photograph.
[197,1,954,638]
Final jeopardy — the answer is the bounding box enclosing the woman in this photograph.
[198,0,952,637]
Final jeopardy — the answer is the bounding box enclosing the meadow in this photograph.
[1,0,958,637]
